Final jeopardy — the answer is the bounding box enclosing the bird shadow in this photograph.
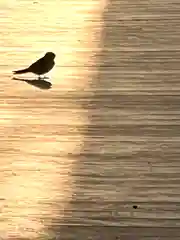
[12,77,52,90]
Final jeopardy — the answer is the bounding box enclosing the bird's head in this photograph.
[45,52,56,60]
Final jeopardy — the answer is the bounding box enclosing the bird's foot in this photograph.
[38,76,44,80]
[38,76,49,80]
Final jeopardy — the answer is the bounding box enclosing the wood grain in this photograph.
[0,0,180,239]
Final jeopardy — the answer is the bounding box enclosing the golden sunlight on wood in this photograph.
[53,0,106,91]
[0,0,104,239]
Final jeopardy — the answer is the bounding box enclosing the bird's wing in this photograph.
[28,57,45,71]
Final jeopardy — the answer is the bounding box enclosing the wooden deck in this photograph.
[0,0,180,239]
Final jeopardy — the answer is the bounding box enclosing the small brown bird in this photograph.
[13,52,56,78]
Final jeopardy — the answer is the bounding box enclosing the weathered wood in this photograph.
[0,0,180,239]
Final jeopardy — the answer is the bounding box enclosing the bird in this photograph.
[13,52,56,78]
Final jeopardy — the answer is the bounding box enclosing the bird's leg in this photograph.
[38,75,48,80]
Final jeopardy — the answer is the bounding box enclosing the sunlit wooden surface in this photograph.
[0,0,180,239]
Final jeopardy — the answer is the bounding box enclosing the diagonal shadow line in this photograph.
[45,1,119,238]
[12,77,52,90]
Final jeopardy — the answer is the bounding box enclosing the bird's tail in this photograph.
[13,68,30,74]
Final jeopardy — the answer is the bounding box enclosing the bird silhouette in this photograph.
[13,52,56,78]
